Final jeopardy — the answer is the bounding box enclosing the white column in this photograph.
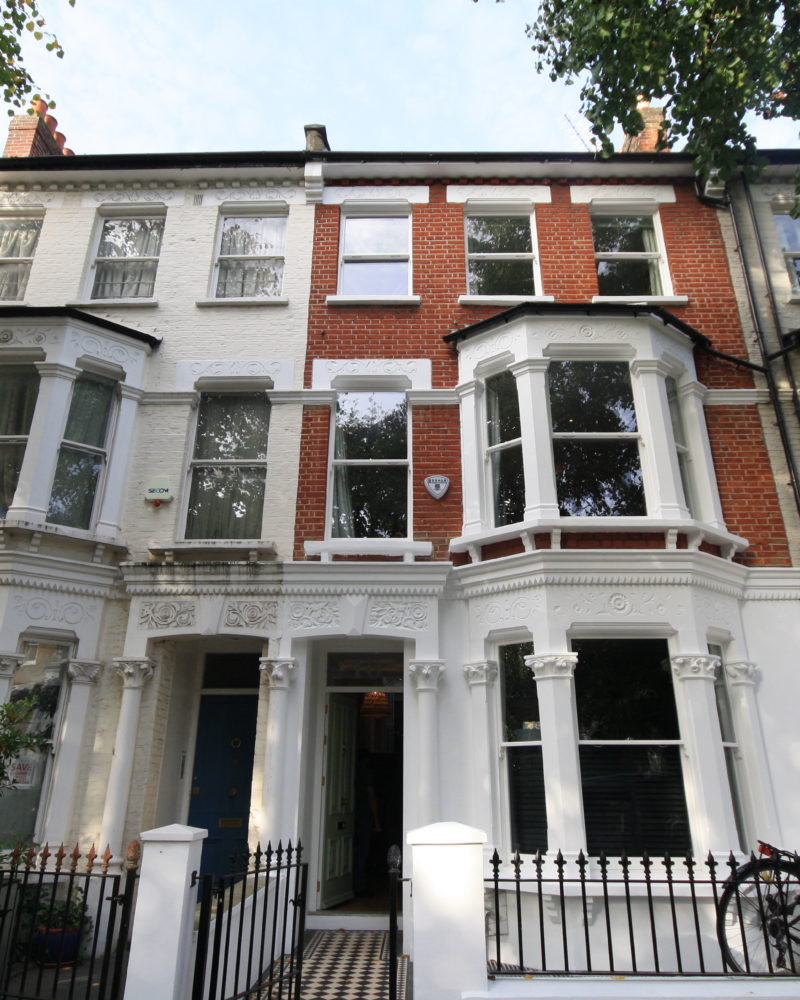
[258,657,296,848]
[511,358,560,520]
[8,362,77,523]
[725,661,781,843]
[527,653,584,852]
[124,824,206,1000]
[95,384,143,539]
[679,380,726,529]
[456,381,484,535]
[463,661,498,836]
[408,660,445,826]
[0,654,24,704]
[407,822,487,1000]
[41,661,101,847]
[671,654,739,853]
[98,658,154,859]
[630,359,687,519]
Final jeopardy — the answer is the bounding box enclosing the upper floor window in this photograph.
[0,365,39,517]
[47,374,115,530]
[466,215,537,296]
[339,215,410,296]
[185,392,270,540]
[591,212,667,297]
[486,370,524,526]
[213,214,286,299]
[331,391,408,538]
[0,217,42,300]
[773,211,800,292]
[549,360,646,516]
[90,215,165,300]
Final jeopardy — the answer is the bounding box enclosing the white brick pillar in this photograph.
[463,661,499,836]
[456,381,484,535]
[407,822,488,1000]
[511,358,560,520]
[258,657,296,847]
[98,658,154,859]
[0,654,24,704]
[409,660,445,826]
[526,652,585,853]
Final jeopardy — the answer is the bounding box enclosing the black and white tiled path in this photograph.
[298,929,408,1000]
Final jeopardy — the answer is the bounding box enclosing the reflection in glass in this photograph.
[340,261,408,296]
[343,217,408,255]
[185,466,266,540]
[0,366,39,516]
[550,361,637,432]
[0,217,42,299]
[216,216,286,298]
[592,214,662,296]
[92,217,164,299]
[486,371,525,526]
[466,215,535,295]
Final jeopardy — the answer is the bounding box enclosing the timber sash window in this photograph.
[485,371,525,526]
[591,213,666,296]
[185,393,270,540]
[90,215,165,299]
[773,212,800,292]
[0,366,39,517]
[466,215,536,295]
[709,643,748,850]
[0,217,42,300]
[339,216,410,295]
[213,215,287,299]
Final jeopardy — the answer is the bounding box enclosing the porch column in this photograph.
[511,358,560,520]
[463,661,498,837]
[0,654,24,704]
[527,653,584,853]
[41,661,101,847]
[725,661,781,843]
[671,654,739,853]
[258,657,296,848]
[408,660,444,826]
[98,658,154,860]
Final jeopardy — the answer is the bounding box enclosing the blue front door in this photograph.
[187,693,258,876]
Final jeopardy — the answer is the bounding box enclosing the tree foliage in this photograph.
[1,0,74,112]
[486,0,798,182]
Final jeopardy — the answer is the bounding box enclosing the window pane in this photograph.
[774,213,800,252]
[47,447,102,528]
[332,465,407,538]
[64,377,114,448]
[501,642,538,741]
[0,261,32,299]
[491,445,525,526]
[786,257,800,289]
[486,371,521,444]
[340,260,408,295]
[97,217,164,258]
[468,259,535,296]
[549,361,638,433]
[220,216,286,256]
[343,216,408,255]
[591,215,655,254]
[194,394,269,461]
[596,258,662,296]
[554,439,645,516]
[334,393,407,461]
[216,259,284,298]
[580,745,690,856]
[0,218,42,258]
[0,367,39,436]
[92,259,159,298]
[185,465,266,539]
[0,442,26,517]
[466,216,532,254]
[508,747,548,853]
[573,638,679,741]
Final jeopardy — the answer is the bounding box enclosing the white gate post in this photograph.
[124,824,206,1000]
[407,822,487,1000]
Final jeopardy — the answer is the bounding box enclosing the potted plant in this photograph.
[32,886,92,967]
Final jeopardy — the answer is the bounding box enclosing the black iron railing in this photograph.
[487,849,800,978]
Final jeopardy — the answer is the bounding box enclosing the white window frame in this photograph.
[209,206,288,302]
[460,206,549,304]
[85,206,166,304]
[484,369,526,527]
[329,203,419,305]
[771,209,800,294]
[0,212,43,302]
[590,203,674,301]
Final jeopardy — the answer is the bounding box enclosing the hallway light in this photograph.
[360,691,390,719]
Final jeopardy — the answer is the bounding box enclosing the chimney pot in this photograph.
[43,114,57,135]
[54,131,66,150]
[31,98,49,117]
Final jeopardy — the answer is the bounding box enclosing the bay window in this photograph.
[0,365,39,517]
[485,371,525,526]
[90,214,165,300]
[591,212,667,297]
[338,215,410,296]
[466,214,537,296]
[772,211,800,292]
[331,391,408,538]
[185,393,270,540]
[213,214,286,299]
[0,216,42,300]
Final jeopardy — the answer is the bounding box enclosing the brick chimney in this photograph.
[621,98,667,153]
[3,99,74,157]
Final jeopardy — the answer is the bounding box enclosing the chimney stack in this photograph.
[621,98,667,154]
[304,124,330,152]
[3,98,74,158]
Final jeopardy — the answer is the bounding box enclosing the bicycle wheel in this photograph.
[717,861,800,973]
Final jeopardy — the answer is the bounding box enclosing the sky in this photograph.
[4,0,799,158]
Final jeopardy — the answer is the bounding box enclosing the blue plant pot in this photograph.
[33,926,81,967]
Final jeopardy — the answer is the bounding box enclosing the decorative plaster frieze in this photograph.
[138,601,196,629]
[463,661,498,686]
[12,593,96,626]
[3,576,113,599]
[204,187,303,205]
[67,661,102,685]
[526,653,578,679]
[82,189,182,206]
[408,660,445,692]
[68,331,135,367]
[0,654,24,678]
[671,654,720,681]
[460,332,517,367]
[259,657,296,690]
[367,601,428,631]
[567,589,671,618]
[472,593,542,626]
[725,661,759,686]
[455,571,747,602]
[288,600,341,630]
[175,359,293,392]
[0,326,53,348]
[695,592,738,631]
[0,190,64,208]
[311,357,431,390]
[114,658,155,689]
[542,321,633,343]
[225,601,277,629]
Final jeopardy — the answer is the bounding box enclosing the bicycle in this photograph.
[716,841,800,974]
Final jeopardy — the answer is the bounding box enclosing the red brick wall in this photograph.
[3,114,63,157]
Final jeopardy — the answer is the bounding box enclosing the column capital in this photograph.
[463,661,498,687]
[0,654,25,679]
[259,657,296,690]
[671,653,719,681]
[114,658,155,689]
[525,653,577,679]
[725,660,759,686]
[409,660,445,692]
[68,660,102,685]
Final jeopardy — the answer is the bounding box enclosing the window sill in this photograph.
[325,294,421,307]
[591,295,689,306]
[786,294,800,304]
[195,297,289,308]
[304,538,433,563]
[67,298,159,309]
[148,540,277,563]
[458,295,555,306]
[0,514,127,550]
